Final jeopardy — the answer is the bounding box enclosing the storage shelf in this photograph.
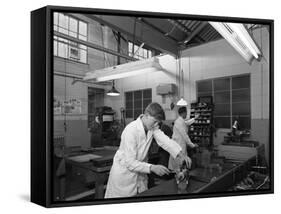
[190,101,214,147]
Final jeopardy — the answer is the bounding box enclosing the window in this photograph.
[53,12,88,63]
[125,89,152,119]
[197,74,250,129]
[128,42,153,60]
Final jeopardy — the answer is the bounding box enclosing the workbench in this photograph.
[64,146,118,200]
[138,153,266,197]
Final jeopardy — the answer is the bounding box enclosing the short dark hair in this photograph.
[144,102,165,121]
[178,106,187,115]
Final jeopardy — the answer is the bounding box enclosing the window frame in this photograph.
[196,74,251,129]
[128,41,155,60]
[125,88,152,119]
[53,12,88,64]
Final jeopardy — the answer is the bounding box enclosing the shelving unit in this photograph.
[189,100,214,147]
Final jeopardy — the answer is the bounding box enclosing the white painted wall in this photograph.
[104,54,180,122]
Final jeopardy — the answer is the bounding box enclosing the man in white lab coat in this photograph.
[168,106,198,171]
[105,102,191,198]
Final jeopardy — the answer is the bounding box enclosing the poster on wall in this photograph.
[53,97,62,115]
[62,98,82,114]
[54,97,82,114]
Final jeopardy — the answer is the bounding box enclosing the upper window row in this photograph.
[128,42,153,60]
[54,12,88,41]
[53,13,88,63]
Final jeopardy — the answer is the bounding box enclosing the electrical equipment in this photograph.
[156,83,177,95]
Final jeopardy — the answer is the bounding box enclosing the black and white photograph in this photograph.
[2,0,281,212]
[46,7,273,205]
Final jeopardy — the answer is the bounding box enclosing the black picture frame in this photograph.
[31,5,274,208]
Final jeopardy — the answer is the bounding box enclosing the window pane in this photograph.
[79,44,87,50]
[139,48,144,58]
[214,91,230,103]
[69,32,77,38]
[69,17,78,34]
[143,89,152,99]
[143,99,151,109]
[143,49,148,58]
[232,75,250,89]
[58,42,68,58]
[80,49,87,63]
[214,78,230,91]
[58,27,68,35]
[128,42,133,54]
[134,90,142,100]
[54,40,58,56]
[126,109,133,118]
[197,80,212,92]
[54,12,58,25]
[232,102,250,115]
[58,13,69,30]
[232,89,250,102]
[134,99,142,109]
[79,35,87,41]
[79,21,87,36]
[214,104,230,116]
[125,101,133,109]
[125,92,133,100]
[134,45,138,53]
[214,117,231,128]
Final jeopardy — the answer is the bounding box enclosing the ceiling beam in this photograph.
[84,14,179,57]
[168,20,205,43]
[139,18,179,43]
[182,22,208,44]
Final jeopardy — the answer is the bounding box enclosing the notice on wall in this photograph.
[54,97,62,115]
[62,98,82,114]
[54,97,82,114]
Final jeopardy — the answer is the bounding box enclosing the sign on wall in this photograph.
[54,97,82,114]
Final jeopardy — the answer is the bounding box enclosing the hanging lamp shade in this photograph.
[107,81,120,96]
[176,97,188,106]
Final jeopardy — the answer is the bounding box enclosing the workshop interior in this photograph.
[52,10,272,202]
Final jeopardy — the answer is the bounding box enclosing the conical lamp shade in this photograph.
[176,97,188,106]
[107,85,120,96]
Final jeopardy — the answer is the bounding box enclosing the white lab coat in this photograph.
[168,116,195,170]
[105,116,182,198]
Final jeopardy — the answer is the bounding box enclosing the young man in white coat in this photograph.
[105,102,191,198]
[168,106,198,171]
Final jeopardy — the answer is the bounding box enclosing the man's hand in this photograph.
[176,152,192,169]
[150,165,170,176]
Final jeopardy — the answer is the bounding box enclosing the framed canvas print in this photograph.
[31,5,274,208]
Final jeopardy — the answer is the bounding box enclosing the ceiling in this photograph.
[85,14,223,57]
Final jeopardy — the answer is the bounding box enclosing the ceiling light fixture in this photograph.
[177,97,188,106]
[84,57,163,82]
[176,54,188,106]
[106,80,120,96]
[209,22,262,64]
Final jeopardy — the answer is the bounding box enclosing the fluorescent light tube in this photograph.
[84,57,163,82]
[209,22,262,63]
